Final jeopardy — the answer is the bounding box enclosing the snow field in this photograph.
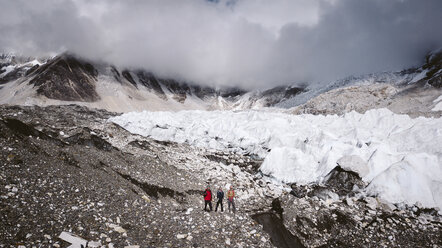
[432,95,442,111]
[110,109,442,210]
[0,65,16,77]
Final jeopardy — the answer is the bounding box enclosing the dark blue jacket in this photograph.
[217,190,224,200]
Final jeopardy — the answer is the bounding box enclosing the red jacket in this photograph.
[204,189,212,201]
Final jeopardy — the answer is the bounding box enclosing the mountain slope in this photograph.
[0,53,307,112]
[289,51,442,117]
[0,51,441,114]
[29,54,99,102]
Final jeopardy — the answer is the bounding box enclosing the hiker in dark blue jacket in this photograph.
[215,187,224,212]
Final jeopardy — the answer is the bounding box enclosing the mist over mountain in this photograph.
[1,0,441,89]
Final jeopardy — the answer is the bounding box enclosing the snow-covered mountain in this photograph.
[0,53,305,112]
[0,54,46,85]
[1,51,440,113]
[290,51,442,117]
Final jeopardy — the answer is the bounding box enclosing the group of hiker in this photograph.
[203,185,236,213]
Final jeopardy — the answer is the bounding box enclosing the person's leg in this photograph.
[209,201,213,211]
[232,200,236,213]
[228,200,231,212]
[215,201,219,212]
[204,200,209,211]
[221,201,224,212]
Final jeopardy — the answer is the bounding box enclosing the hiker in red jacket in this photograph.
[203,186,213,211]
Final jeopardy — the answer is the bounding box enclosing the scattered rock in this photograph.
[364,197,378,210]
[176,234,187,239]
[0,105,440,248]
[108,224,127,234]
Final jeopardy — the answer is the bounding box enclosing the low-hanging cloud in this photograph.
[0,0,441,89]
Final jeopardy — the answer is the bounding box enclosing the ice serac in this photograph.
[110,108,442,210]
[28,53,100,102]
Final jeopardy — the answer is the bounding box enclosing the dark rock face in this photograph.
[0,54,34,84]
[28,54,100,102]
[252,212,305,248]
[110,66,121,82]
[291,165,366,203]
[219,87,247,98]
[121,70,137,87]
[423,51,442,88]
[135,71,217,102]
[428,72,442,88]
[135,71,167,99]
[0,67,28,84]
[283,86,304,98]
[290,184,307,198]
[190,85,217,99]
[3,118,47,139]
[271,198,284,219]
[133,72,248,103]
[323,165,365,196]
[261,86,304,107]
[25,64,40,76]
[161,79,191,103]
[0,59,35,85]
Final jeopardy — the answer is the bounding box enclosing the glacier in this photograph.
[110,109,442,210]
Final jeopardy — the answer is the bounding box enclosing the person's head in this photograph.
[206,185,210,190]
[219,187,222,191]
[230,186,233,190]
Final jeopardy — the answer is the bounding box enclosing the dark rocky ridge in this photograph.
[261,86,304,107]
[423,51,442,88]
[0,54,40,85]
[135,71,167,99]
[0,66,28,84]
[28,53,100,102]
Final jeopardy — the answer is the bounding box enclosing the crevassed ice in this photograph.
[110,108,442,210]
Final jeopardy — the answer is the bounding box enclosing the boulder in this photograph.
[324,165,366,196]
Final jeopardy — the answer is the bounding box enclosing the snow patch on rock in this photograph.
[432,95,442,111]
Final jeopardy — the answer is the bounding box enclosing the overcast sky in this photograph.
[1,0,441,89]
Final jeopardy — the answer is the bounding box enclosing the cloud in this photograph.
[0,0,441,89]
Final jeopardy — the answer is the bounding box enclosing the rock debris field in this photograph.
[1,105,441,247]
